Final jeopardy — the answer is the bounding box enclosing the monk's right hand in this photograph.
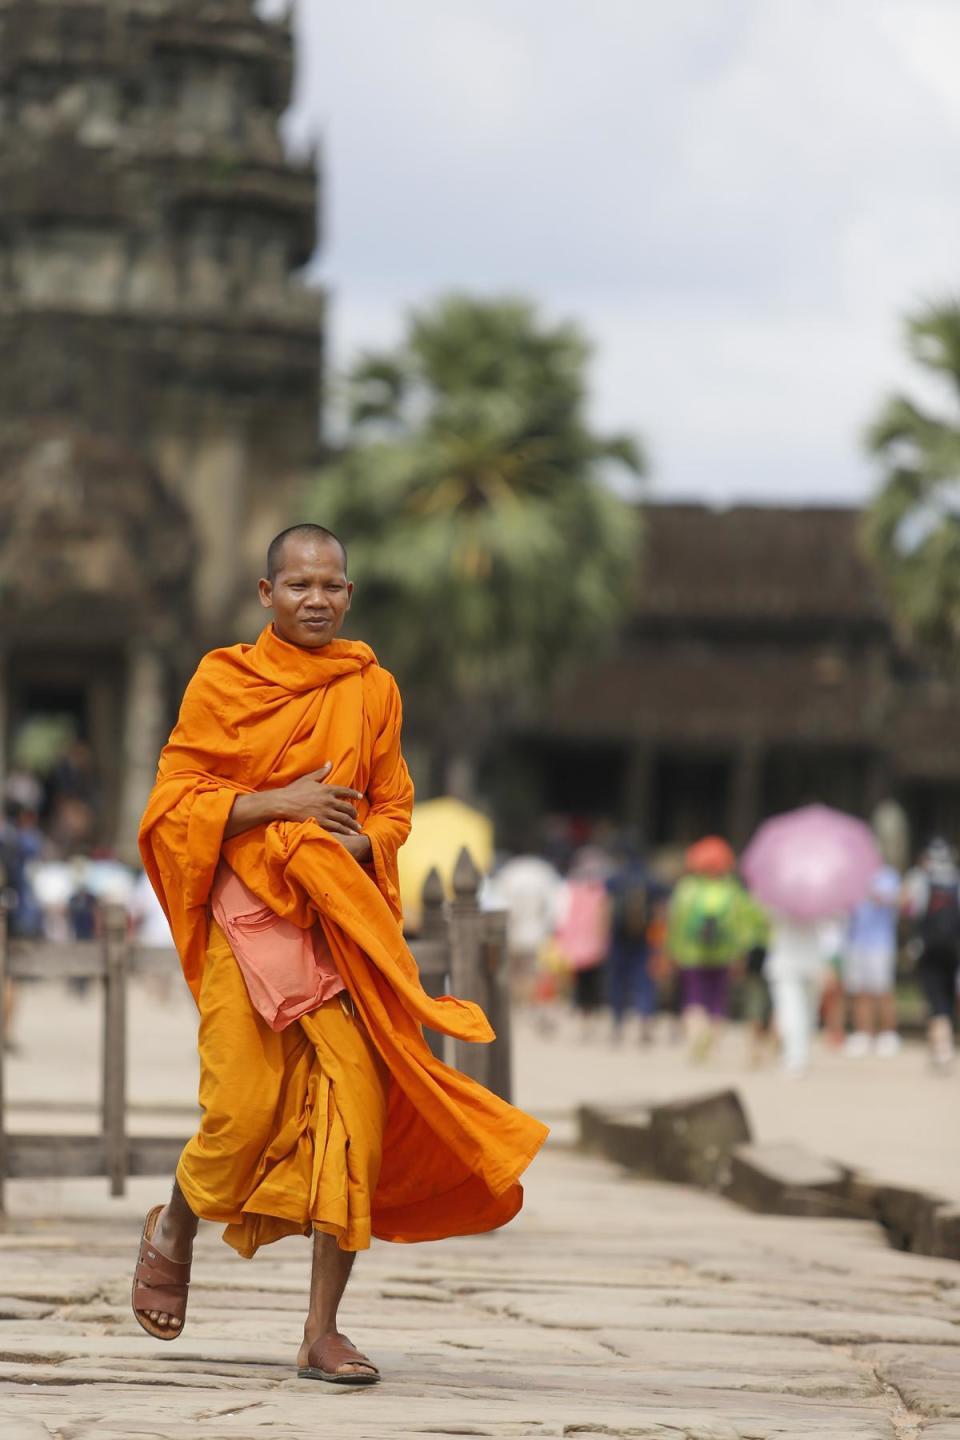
[276,763,363,834]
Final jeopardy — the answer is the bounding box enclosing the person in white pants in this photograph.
[765,915,830,1075]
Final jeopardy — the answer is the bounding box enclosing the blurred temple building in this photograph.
[0,0,321,857]
[510,504,960,854]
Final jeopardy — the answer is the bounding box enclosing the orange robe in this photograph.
[139,624,548,1247]
[180,919,390,1256]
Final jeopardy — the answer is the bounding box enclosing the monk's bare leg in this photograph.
[298,1231,378,1378]
[141,1179,199,1334]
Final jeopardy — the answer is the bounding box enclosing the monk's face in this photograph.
[258,537,353,649]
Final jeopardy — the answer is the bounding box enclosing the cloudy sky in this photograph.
[269,0,960,505]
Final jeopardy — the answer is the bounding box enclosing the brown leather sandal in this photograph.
[131,1204,191,1341]
[298,1333,380,1385]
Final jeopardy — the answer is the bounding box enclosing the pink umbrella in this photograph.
[741,804,881,921]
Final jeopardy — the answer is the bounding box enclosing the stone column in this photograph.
[0,647,7,799]
[188,418,246,632]
[623,739,655,846]
[116,645,166,864]
[730,738,764,850]
[444,752,477,804]
[864,748,893,816]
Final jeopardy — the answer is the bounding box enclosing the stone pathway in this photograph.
[5,982,960,1436]
[4,1147,960,1439]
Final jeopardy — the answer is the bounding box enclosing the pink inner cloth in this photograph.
[210,860,344,1031]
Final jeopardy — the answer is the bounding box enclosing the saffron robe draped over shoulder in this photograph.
[139,624,548,1243]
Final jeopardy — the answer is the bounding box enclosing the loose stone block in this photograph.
[577,1102,613,1153]
[577,1102,653,1171]
[873,1184,947,1254]
[599,1110,654,1172]
[728,1142,851,1217]
[931,1206,960,1262]
[648,1089,752,1189]
[844,1175,885,1215]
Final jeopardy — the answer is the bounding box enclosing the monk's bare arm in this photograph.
[222,765,364,843]
[223,790,290,841]
[335,832,373,864]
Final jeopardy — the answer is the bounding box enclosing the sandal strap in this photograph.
[137,1236,191,1287]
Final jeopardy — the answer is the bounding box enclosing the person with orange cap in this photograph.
[666,836,748,1061]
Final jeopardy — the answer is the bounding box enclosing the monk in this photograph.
[132,524,548,1384]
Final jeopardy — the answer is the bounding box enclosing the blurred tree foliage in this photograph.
[866,303,960,663]
[307,295,645,788]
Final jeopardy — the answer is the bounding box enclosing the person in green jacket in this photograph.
[667,836,748,1061]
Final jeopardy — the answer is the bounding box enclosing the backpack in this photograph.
[611,874,650,943]
[683,878,740,961]
[918,880,960,949]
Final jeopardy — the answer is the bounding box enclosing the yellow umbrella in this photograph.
[398,796,494,931]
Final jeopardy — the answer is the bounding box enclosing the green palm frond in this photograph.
[866,300,960,664]
[304,294,645,718]
[907,303,960,395]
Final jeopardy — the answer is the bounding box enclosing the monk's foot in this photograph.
[297,1329,380,1384]
[131,1203,195,1336]
[152,1204,196,1264]
[147,1206,195,1331]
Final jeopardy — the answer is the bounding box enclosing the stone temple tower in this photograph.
[0,0,323,855]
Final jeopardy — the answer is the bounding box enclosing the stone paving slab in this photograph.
[1,1150,959,1438]
[859,1344,960,1418]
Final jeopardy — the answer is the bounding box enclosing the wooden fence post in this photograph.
[0,898,7,1217]
[420,866,446,945]
[481,907,513,1103]
[448,847,491,1089]
[418,866,448,1064]
[101,903,128,1198]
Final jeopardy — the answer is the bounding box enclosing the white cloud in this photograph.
[280,0,960,504]
[879,0,960,130]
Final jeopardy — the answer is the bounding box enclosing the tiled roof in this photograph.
[634,503,887,623]
[545,503,897,744]
[549,642,889,743]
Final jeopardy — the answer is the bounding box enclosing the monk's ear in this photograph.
[258,577,273,609]
[345,581,354,611]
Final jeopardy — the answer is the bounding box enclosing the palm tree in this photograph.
[308,295,645,793]
[866,302,960,661]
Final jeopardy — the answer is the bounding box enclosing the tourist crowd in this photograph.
[1,752,170,951]
[488,828,960,1076]
[5,746,960,1079]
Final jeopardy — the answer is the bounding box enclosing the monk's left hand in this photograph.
[334,832,373,864]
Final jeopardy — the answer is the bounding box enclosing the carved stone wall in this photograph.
[0,0,324,852]
[0,0,323,644]
[0,420,194,642]
[0,420,196,857]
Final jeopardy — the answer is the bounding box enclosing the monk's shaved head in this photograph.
[267,524,348,581]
